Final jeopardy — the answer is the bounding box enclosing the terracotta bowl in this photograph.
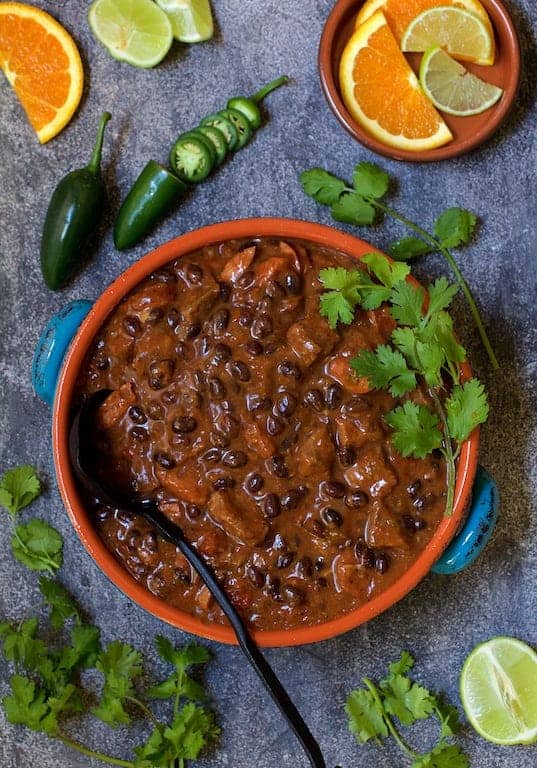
[318,0,521,162]
[52,218,479,647]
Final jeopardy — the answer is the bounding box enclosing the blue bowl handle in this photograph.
[432,465,499,575]
[32,300,93,406]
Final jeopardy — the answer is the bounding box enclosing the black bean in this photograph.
[413,496,428,511]
[247,473,264,493]
[247,394,272,412]
[208,377,226,399]
[237,270,255,289]
[237,308,253,327]
[147,307,164,325]
[322,480,346,499]
[172,416,197,434]
[280,489,301,511]
[276,392,297,417]
[147,401,164,420]
[345,490,369,509]
[186,263,203,284]
[130,427,148,441]
[154,452,176,469]
[264,280,284,299]
[175,568,191,584]
[304,389,324,411]
[167,308,182,329]
[296,556,313,579]
[279,434,298,452]
[219,281,231,302]
[95,507,110,523]
[175,341,189,358]
[222,450,248,468]
[149,377,164,390]
[247,566,266,589]
[375,553,390,574]
[213,343,232,363]
[245,340,264,357]
[322,508,343,526]
[407,480,422,498]
[266,414,285,436]
[403,514,426,532]
[278,360,302,380]
[200,335,211,356]
[152,269,175,284]
[338,447,356,467]
[227,360,251,381]
[251,314,273,339]
[149,358,175,387]
[213,477,235,490]
[161,389,178,404]
[95,353,109,371]
[316,577,328,589]
[345,395,370,413]
[123,315,142,337]
[314,556,325,572]
[193,369,206,387]
[270,455,288,478]
[325,383,343,409]
[310,520,326,538]
[127,529,141,550]
[212,308,230,333]
[202,448,221,463]
[276,552,295,569]
[267,576,282,600]
[283,271,301,295]
[355,540,375,568]
[282,584,305,606]
[264,342,277,355]
[186,504,202,520]
[128,406,147,425]
[186,322,201,339]
[140,531,158,554]
[263,493,281,519]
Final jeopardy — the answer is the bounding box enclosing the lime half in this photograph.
[420,46,503,117]
[155,0,213,43]
[460,636,537,745]
[89,0,173,68]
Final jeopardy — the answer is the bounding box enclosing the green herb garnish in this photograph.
[300,162,498,369]
[317,254,488,515]
[346,652,469,768]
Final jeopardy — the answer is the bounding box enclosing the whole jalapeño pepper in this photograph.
[40,112,111,290]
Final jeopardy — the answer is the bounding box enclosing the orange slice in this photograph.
[339,11,452,152]
[0,2,83,143]
[355,0,493,43]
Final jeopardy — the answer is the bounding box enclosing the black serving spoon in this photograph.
[70,391,326,768]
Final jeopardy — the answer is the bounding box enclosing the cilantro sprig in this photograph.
[346,652,469,768]
[300,162,498,369]
[0,475,219,768]
[316,255,488,515]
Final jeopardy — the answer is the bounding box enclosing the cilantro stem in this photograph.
[57,735,134,767]
[12,527,58,573]
[371,200,499,371]
[362,678,418,759]
[429,389,456,517]
[124,695,160,727]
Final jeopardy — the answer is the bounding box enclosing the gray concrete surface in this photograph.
[0,1,536,766]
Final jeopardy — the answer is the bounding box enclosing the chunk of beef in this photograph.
[296,422,333,478]
[157,467,209,505]
[97,383,136,429]
[220,246,256,282]
[344,446,397,498]
[208,491,268,545]
[365,501,409,549]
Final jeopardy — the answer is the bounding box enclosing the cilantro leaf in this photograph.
[346,687,388,744]
[149,638,210,703]
[390,282,425,327]
[11,519,63,572]
[0,618,48,671]
[332,193,376,226]
[361,252,410,288]
[415,340,445,388]
[56,623,101,674]
[0,466,41,518]
[381,673,435,726]
[390,237,432,261]
[427,278,459,316]
[424,312,467,367]
[92,641,143,727]
[319,267,363,292]
[39,577,81,629]
[352,162,389,200]
[3,674,57,734]
[434,208,477,249]
[350,346,416,397]
[318,269,365,327]
[385,402,443,459]
[299,168,347,206]
[434,700,463,739]
[388,651,415,676]
[412,742,470,768]
[446,379,489,443]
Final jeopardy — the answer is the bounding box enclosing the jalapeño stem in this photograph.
[87,112,112,175]
[251,75,289,104]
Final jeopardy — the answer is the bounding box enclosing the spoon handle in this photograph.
[141,505,326,768]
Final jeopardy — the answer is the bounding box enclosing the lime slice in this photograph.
[155,0,213,43]
[420,46,503,116]
[401,5,495,66]
[460,636,537,745]
[88,0,173,68]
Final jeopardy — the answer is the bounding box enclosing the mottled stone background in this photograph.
[0,1,536,766]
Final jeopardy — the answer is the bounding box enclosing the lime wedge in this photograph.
[88,0,173,68]
[460,637,537,745]
[420,46,503,117]
[155,0,213,43]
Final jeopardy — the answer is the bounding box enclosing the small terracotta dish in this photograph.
[318,0,521,162]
